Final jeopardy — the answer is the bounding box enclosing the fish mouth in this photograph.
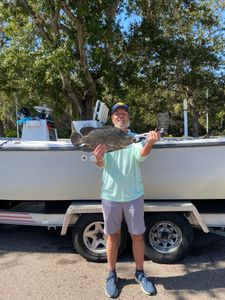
[71,131,82,145]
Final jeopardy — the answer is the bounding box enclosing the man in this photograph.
[93,102,160,298]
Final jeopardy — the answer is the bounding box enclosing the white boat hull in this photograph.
[142,140,225,200]
[1,138,225,201]
[0,141,102,201]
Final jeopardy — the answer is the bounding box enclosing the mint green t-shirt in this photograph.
[100,133,146,202]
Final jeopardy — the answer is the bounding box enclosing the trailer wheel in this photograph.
[72,213,128,262]
[144,213,193,264]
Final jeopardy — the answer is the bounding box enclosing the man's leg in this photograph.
[107,231,121,271]
[102,200,123,270]
[123,197,156,295]
[131,234,144,271]
[131,234,156,295]
[123,197,145,270]
[102,200,123,298]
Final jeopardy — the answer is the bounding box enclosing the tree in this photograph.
[1,0,224,137]
[124,0,225,136]
[1,0,125,120]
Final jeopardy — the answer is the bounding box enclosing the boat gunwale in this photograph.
[1,137,225,151]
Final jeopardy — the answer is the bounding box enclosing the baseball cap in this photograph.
[111,102,129,114]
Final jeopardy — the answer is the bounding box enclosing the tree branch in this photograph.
[48,0,61,37]
[61,1,95,90]
[60,72,83,115]
[109,0,120,22]
[18,0,53,45]
[104,0,120,59]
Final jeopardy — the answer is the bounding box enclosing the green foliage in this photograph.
[0,0,224,137]
[4,129,17,137]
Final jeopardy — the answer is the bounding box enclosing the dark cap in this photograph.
[111,102,129,114]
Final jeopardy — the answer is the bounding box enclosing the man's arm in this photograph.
[140,130,160,157]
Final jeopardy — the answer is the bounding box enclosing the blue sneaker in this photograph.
[135,271,156,295]
[105,271,118,298]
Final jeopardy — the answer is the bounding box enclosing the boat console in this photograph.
[17,105,57,141]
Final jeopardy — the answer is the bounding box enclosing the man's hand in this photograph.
[140,129,160,157]
[146,129,161,145]
[93,144,107,167]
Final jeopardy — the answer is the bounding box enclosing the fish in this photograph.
[71,126,137,152]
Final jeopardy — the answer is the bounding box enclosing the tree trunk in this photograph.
[61,88,95,120]
[186,87,199,137]
[192,109,199,137]
[81,101,93,120]
[0,119,5,136]
[60,72,96,120]
[80,87,96,120]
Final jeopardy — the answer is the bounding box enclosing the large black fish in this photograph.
[71,126,137,152]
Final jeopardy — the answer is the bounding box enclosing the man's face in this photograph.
[111,108,130,131]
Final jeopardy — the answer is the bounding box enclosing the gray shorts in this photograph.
[102,195,146,235]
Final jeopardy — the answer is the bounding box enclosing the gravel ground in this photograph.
[1,225,225,300]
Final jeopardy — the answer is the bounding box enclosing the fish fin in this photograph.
[80,126,96,136]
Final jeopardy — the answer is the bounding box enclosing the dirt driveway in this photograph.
[1,225,225,300]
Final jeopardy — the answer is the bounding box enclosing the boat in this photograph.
[1,101,225,202]
[1,135,225,202]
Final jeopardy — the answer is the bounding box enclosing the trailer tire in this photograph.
[72,213,128,262]
[144,213,193,264]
